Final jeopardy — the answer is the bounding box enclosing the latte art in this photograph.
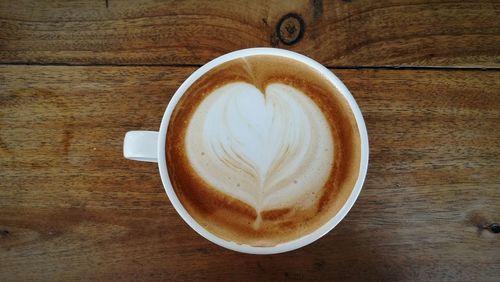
[186,82,334,227]
[166,55,361,246]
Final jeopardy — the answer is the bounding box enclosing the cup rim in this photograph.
[157,47,369,254]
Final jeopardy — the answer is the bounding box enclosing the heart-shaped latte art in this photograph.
[186,82,334,227]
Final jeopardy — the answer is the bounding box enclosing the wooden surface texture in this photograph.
[0,0,499,281]
[0,0,499,67]
[1,66,499,281]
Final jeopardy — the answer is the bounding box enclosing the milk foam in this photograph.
[186,82,334,227]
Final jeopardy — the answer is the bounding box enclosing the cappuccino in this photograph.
[166,55,361,246]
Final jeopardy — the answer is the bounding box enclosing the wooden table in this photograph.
[1,1,499,280]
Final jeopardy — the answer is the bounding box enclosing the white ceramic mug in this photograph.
[123,48,369,254]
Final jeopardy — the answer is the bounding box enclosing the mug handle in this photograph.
[123,131,159,163]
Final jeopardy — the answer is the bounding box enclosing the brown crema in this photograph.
[166,55,361,246]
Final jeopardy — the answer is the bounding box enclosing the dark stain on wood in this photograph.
[311,0,323,22]
[195,247,210,254]
[466,211,499,236]
[0,136,12,156]
[0,230,10,238]
[269,31,280,47]
[0,93,18,107]
[62,129,73,156]
[483,223,499,234]
[282,271,303,280]
[468,211,488,229]
[313,259,326,271]
[256,261,264,271]
[262,18,268,27]
[490,224,500,234]
[276,13,305,46]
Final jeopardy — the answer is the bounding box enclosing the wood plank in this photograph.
[1,0,499,67]
[0,66,499,280]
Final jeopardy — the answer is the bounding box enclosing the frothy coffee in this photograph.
[166,55,361,246]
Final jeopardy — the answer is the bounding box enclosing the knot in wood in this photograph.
[276,13,305,45]
[488,223,499,233]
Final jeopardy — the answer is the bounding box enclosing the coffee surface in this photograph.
[166,55,361,246]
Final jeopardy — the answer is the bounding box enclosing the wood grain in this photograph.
[1,66,499,281]
[1,0,499,67]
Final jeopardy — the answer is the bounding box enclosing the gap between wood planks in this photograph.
[0,62,499,72]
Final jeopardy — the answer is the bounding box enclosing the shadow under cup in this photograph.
[155,48,368,254]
